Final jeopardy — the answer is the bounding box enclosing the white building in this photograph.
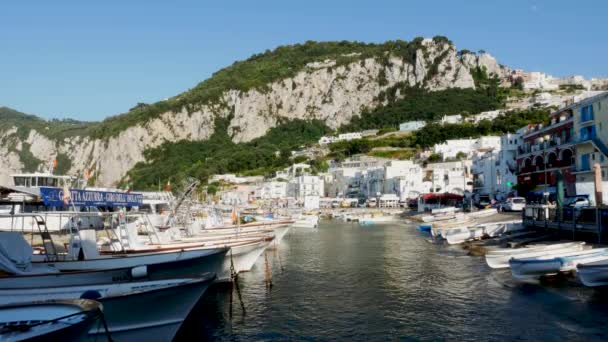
[258,181,288,199]
[210,174,263,184]
[424,160,473,194]
[471,133,520,200]
[288,175,325,202]
[381,160,426,200]
[275,163,312,180]
[399,121,426,132]
[326,155,390,198]
[523,71,559,90]
[467,110,503,123]
[318,132,363,145]
[440,114,463,125]
[433,138,476,160]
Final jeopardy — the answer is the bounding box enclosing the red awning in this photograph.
[421,193,463,201]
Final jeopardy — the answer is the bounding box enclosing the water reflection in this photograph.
[177,221,608,341]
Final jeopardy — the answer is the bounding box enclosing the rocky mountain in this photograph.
[0,37,511,186]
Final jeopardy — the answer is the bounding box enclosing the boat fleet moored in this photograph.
[416,207,608,288]
[0,174,320,341]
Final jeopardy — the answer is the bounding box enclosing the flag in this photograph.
[231,207,238,225]
[52,159,58,169]
[165,180,171,192]
[84,168,91,180]
[62,183,71,205]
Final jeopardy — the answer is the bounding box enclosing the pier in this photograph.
[523,205,608,243]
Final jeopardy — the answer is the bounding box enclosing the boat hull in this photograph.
[35,247,228,281]
[578,260,608,287]
[87,277,213,342]
[485,243,586,269]
[221,239,271,280]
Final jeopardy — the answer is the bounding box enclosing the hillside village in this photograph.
[204,81,608,210]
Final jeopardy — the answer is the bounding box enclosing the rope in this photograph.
[0,305,112,340]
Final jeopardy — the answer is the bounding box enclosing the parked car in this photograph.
[501,197,526,211]
[566,196,591,208]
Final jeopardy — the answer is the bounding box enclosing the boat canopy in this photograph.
[39,187,143,207]
[421,193,464,201]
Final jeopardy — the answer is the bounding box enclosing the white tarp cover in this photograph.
[0,232,33,274]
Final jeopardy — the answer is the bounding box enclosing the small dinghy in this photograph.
[577,259,608,287]
[444,226,485,245]
[510,248,608,281]
[0,299,104,341]
[291,214,319,228]
[485,242,586,269]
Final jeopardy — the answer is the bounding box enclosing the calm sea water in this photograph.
[176,221,608,341]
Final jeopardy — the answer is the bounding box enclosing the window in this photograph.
[581,105,595,122]
[581,154,591,171]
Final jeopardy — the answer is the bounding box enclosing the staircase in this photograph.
[33,215,58,261]
[591,137,608,159]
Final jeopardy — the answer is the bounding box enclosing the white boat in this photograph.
[481,220,524,237]
[0,276,215,342]
[0,299,104,341]
[485,242,586,269]
[466,208,498,218]
[510,248,608,281]
[0,173,139,232]
[358,214,398,225]
[292,214,319,229]
[420,207,457,223]
[577,259,608,287]
[444,226,485,245]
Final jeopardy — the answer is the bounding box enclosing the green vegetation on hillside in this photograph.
[412,108,549,147]
[89,37,451,138]
[127,119,331,190]
[341,86,502,132]
[328,107,549,160]
[0,107,92,140]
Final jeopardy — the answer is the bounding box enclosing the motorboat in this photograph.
[0,275,215,341]
[510,248,608,281]
[0,173,143,232]
[485,242,586,269]
[0,299,104,341]
[291,214,319,229]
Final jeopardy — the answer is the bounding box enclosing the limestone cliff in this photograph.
[0,38,510,186]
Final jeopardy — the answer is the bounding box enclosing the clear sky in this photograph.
[1,0,606,121]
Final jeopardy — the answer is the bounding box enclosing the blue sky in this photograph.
[1,0,606,121]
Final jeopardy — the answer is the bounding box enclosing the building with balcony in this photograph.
[516,108,577,197]
[472,133,521,200]
[572,92,608,205]
[424,160,473,195]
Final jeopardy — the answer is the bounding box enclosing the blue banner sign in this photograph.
[39,187,143,207]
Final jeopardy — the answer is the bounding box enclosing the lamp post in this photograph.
[540,135,552,204]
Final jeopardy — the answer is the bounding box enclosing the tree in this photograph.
[427,153,442,163]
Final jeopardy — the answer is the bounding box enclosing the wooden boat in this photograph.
[0,299,103,341]
[485,242,586,269]
[510,248,608,281]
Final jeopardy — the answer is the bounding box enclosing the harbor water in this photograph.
[177,221,608,341]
